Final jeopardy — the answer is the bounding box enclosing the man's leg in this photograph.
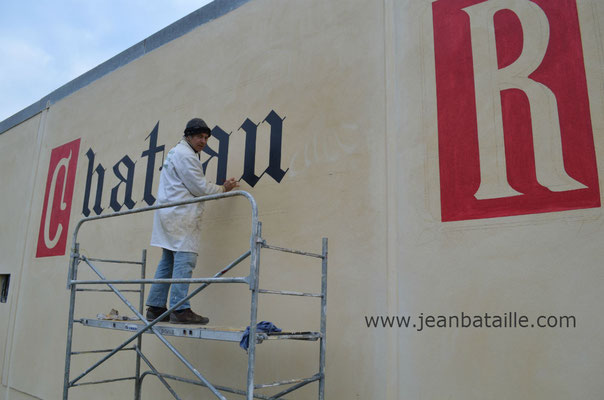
[145,249,174,320]
[169,251,197,311]
[169,251,208,324]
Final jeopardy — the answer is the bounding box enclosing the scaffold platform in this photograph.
[78,318,322,343]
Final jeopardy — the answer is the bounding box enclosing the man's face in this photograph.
[187,132,210,153]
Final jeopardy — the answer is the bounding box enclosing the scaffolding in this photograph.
[63,191,327,400]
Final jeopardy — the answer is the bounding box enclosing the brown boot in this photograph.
[146,306,170,322]
[169,308,209,325]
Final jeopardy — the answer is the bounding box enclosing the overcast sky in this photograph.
[0,0,214,123]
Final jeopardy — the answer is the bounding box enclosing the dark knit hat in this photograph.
[184,118,211,136]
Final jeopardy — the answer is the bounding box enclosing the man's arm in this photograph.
[177,152,223,196]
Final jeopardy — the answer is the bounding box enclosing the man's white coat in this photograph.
[151,139,223,253]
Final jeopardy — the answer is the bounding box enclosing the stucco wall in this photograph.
[0,114,42,393]
[1,0,604,399]
[392,0,604,398]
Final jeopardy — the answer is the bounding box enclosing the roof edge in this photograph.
[0,0,252,135]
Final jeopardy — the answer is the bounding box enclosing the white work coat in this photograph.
[150,139,223,253]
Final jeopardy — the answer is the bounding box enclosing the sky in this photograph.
[0,0,214,123]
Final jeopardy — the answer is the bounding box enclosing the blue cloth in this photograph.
[146,249,197,311]
[239,321,282,351]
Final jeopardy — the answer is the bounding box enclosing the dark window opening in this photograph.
[1,274,9,303]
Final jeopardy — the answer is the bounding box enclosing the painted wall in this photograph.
[1,0,604,399]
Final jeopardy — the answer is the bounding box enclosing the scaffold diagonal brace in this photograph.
[71,256,228,400]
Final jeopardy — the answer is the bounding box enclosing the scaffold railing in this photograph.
[63,190,327,400]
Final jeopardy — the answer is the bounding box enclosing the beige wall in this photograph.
[1,0,604,399]
[392,0,604,399]
[0,114,42,392]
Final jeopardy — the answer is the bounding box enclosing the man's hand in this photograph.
[223,178,240,192]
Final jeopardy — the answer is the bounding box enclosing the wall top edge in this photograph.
[0,0,253,136]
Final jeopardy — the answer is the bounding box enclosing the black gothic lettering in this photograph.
[240,118,262,187]
[82,148,105,217]
[80,111,287,217]
[202,126,230,185]
[140,122,164,206]
[109,155,136,212]
[263,110,288,182]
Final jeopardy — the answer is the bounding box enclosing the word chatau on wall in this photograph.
[81,110,288,217]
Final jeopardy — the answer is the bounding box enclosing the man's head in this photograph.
[184,118,211,136]
[184,118,211,153]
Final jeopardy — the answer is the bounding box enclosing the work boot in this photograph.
[146,306,170,322]
[170,308,209,325]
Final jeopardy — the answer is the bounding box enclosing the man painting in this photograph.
[146,118,239,324]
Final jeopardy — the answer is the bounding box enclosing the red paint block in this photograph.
[433,0,599,221]
[36,138,81,257]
